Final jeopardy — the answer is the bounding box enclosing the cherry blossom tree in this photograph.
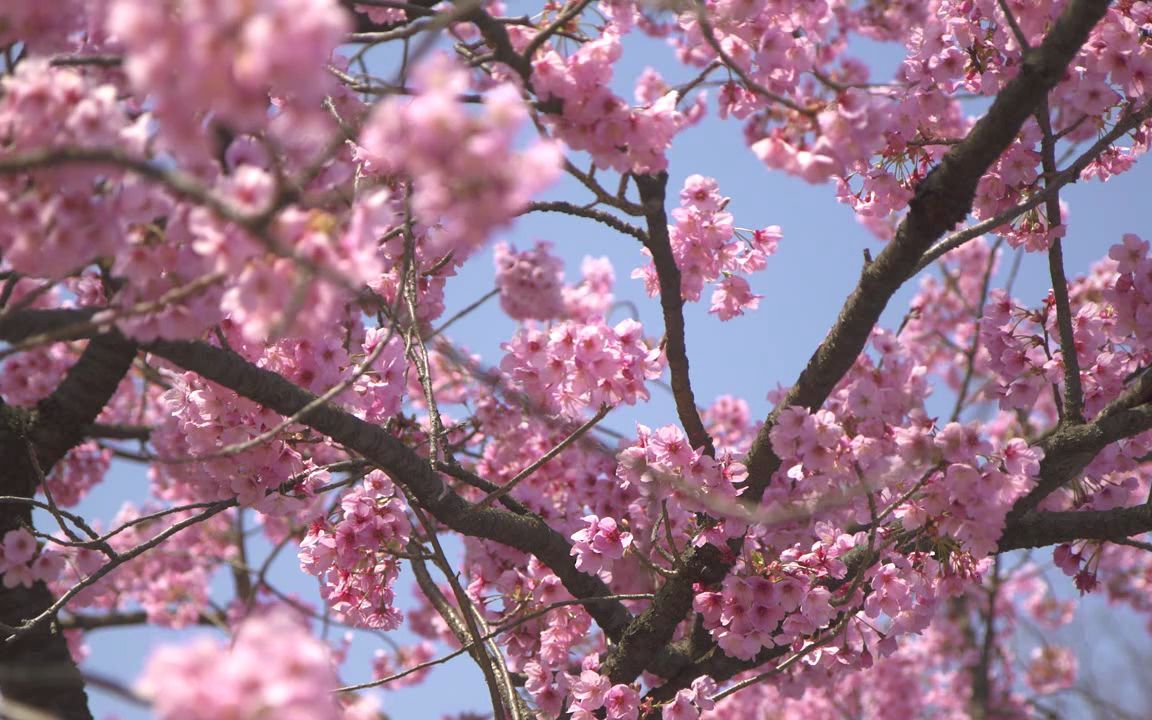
[1,0,1151,718]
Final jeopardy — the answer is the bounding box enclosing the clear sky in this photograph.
[68,16,1152,720]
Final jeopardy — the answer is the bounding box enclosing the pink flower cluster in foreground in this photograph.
[356,54,562,259]
[138,609,351,720]
[0,62,142,279]
[107,0,349,149]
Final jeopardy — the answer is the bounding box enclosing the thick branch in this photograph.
[999,504,1152,551]
[605,0,1114,689]
[917,99,1152,270]
[635,172,715,457]
[339,0,440,32]
[0,335,136,720]
[743,0,1112,501]
[31,336,138,470]
[58,610,224,631]
[1011,404,1152,518]
[601,544,729,684]
[142,338,633,639]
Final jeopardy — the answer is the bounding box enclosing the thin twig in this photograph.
[522,201,648,242]
[428,288,499,339]
[1035,97,1085,422]
[918,101,1152,271]
[335,593,653,692]
[475,404,611,509]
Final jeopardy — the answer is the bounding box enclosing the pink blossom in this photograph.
[138,609,343,720]
[357,55,560,260]
[2,528,37,566]
[1027,646,1077,695]
[494,241,567,321]
[571,515,633,580]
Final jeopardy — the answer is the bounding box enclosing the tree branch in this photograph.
[521,201,648,243]
[603,0,1115,689]
[141,337,635,639]
[916,99,1152,271]
[1010,404,1152,518]
[1035,98,1086,422]
[999,503,1152,551]
[635,172,715,457]
[0,334,136,720]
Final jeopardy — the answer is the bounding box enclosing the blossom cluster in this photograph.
[693,539,845,662]
[0,528,65,591]
[107,0,349,152]
[500,318,663,414]
[1105,233,1152,351]
[982,243,1145,422]
[632,175,780,321]
[494,240,567,321]
[0,339,76,407]
[569,514,633,582]
[137,609,347,720]
[532,27,691,173]
[617,423,748,545]
[899,430,1041,557]
[0,62,145,279]
[171,171,388,344]
[298,470,412,629]
[563,255,617,323]
[43,442,112,508]
[357,54,562,260]
[565,668,640,720]
[152,371,308,510]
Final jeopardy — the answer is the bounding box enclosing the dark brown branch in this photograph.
[463,5,533,84]
[141,337,634,640]
[82,423,151,441]
[605,0,1115,690]
[409,514,514,720]
[1035,99,1086,422]
[0,335,136,720]
[967,558,1001,719]
[58,610,224,631]
[743,0,1113,502]
[339,0,439,32]
[522,201,648,243]
[917,99,1152,270]
[0,310,633,641]
[999,503,1152,551]
[1010,404,1152,518]
[563,161,646,216]
[634,172,715,458]
[521,0,594,62]
[48,54,123,67]
[601,543,730,684]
